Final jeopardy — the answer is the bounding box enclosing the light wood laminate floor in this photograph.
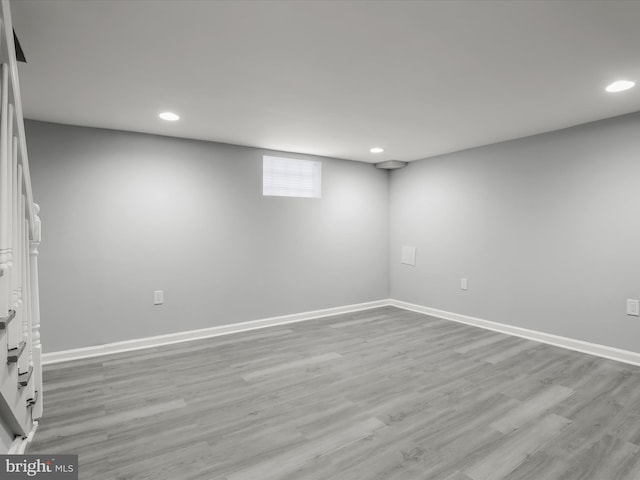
[29,306,640,479]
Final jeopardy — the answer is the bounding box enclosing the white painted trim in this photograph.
[389,299,640,367]
[42,300,390,365]
[7,421,37,454]
[43,298,640,368]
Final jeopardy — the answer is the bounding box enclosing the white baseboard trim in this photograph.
[389,299,640,367]
[42,299,390,365]
[7,421,38,454]
[43,298,640,368]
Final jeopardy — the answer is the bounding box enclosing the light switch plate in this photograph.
[401,246,416,266]
[461,278,468,290]
[627,299,639,316]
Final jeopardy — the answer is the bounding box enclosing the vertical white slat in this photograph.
[11,164,22,351]
[11,129,18,322]
[24,218,34,401]
[0,63,10,318]
[19,206,29,375]
[6,102,14,322]
[29,204,42,419]
[4,103,12,308]
[8,111,19,351]
[10,111,17,332]
[10,123,17,327]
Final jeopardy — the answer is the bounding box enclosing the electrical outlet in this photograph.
[461,278,468,290]
[627,299,639,316]
[154,290,164,305]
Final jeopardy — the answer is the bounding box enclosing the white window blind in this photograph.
[263,155,322,198]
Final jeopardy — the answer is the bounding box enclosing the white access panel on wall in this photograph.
[401,246,416,266]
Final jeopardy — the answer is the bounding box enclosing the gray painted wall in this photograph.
[25,120,390,352]
[390,111,640,353]
[25,111,640,356]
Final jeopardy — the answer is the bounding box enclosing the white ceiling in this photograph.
[10,0,640,163]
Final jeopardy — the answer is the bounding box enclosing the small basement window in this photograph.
[263,155,322,198]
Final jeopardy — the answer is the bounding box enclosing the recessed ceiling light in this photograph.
[605,80,635,93]
[159,112,180,121]
[370,147,384,154]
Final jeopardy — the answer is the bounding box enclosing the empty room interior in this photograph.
[1,0,640,478]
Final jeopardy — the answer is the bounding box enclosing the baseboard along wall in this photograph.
[388,299,640,367]
[42,300,389,364]
[43,299,640,367]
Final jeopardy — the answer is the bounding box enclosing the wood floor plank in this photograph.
[226,417,387,480]
[502,450,570,480]
[490,384,574,434]
[463,414,572,480]
[558,434,640,480]
[241,352,343,381]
